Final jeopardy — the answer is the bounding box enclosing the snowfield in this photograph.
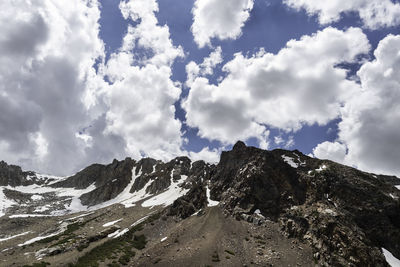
[382,248,400,267]
[281,155,298,168]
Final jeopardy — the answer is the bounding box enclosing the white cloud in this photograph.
[274,136,284,145]
[336,34,400,176]
[101,0,185,162]
[312,141,347,164]
[183,27,370,147]
[191,0,254,48]
[284,0,400,29]
[0,0,186,175]
[186,46,223,87]
[189,147,220,163]
[0,0,105,175]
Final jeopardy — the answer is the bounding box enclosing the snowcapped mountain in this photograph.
[0,141,399,266]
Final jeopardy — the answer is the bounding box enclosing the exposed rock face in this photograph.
[167,141,400,266]
[1,141,399,266]
[210,143,307,219]
[0,161,38,186]
[74,158,136,206]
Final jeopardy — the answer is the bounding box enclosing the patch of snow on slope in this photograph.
[0,231,32,242]
[65,212,94,221]
[206,185,219,207]
[161,237,167,242]
[103,219,123,227]
[89,166,153,210]
[58,183,96,214]
[34,205,51,212]
[114,228,129,238]
[315,165,327,172]
[142,174,189,207]
[281,155,298,168]
[31,195,43,201]
[131,213,154,227]
[18,222,69,246]
[107,229,121,238]
[382,248,400,267]
[0,188,17,217]
[396,185,400,190]
[9,214,53,218]
[2,182,96,215]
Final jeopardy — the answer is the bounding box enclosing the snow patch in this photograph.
[142,175,189,207]
[0,188,17,217]
[31,195,43,201]
[9,214,53,218]
[382,248,400,267]
[103,219,123,227]
[65,211,94,221]
[34,205,51,212]
[281,155,298,168]
[131,214,153,227]
[107,229,121,238]
[396,185,400,190]
[161,237,167,242]
[315,165,327,172]
[206,185,219,207]
[113,228,129,238]
[18,222,69,246]
[89,166,153,210]
[0,231,32,242]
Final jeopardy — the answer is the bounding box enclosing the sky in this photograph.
[1,0,400,177]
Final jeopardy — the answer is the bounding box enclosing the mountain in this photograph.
[0,141,399,266]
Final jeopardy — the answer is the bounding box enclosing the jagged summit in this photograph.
[0,143,399,266]
[232,140,247,150]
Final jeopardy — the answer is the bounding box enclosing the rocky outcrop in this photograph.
[78,158,136,206]
[0,161,38,186]
[167,141,400,266]
[1,141,399,266]
[210,141,306,220]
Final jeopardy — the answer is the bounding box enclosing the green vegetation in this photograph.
[70,213,159,267]
[131,234,146,250]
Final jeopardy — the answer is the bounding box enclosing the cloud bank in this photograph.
[284,0,400,29]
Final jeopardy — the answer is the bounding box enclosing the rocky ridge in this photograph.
[0,141,399,266]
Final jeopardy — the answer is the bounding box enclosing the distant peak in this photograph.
[233,141,246,151]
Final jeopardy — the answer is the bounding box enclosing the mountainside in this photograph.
[0,141,399,266]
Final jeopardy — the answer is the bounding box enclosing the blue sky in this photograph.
[1,0,400,177]
[98,0,398,154]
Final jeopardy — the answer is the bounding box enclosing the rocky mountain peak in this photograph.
[232,140,247,151]
[0,142,399,266]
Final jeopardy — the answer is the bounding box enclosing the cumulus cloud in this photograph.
[189,147,221,163]
[0,0,105,175]
[0,0,186,175]
[100,0,185,162]
[183,27,370,147]
[191,0,254,48]
[312,141,347,164]
[284,0,400,29]
[336,34,400,176]
[186,46,223,87]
